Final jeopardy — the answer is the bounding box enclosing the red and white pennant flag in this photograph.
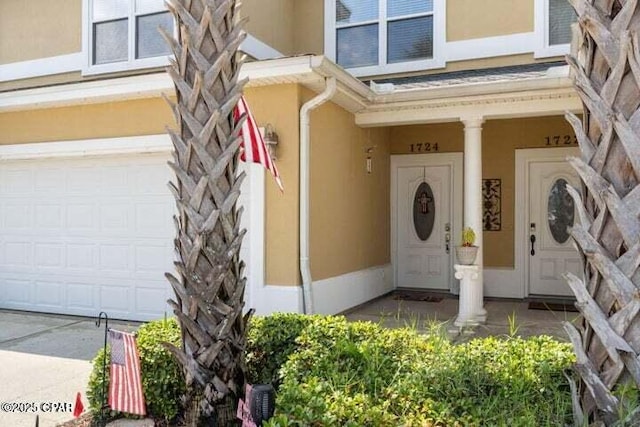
[108,329,146,416]
[234,96,284,192]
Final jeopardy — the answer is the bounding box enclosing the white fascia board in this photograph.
[0,55,375,114]
[0,134,171,159]
[0,53,83,82]
[0,73,175,112]
[445,33,536,62]
[356,87,581,127]
[241,35,284,60]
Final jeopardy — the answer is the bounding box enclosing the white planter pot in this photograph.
[455,246,478,265]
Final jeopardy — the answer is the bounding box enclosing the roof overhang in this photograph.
[0,55,582,125]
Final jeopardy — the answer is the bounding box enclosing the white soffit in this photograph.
[0,56,579,125]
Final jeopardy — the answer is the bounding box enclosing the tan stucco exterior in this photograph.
[0,0,81,64]
[293,0,325,55]
[243,0,295,55]
[0,98,174,144]
[447,0,534,42]
[389,115,575,269]
[305,89,391,282]
[244,84,302,286]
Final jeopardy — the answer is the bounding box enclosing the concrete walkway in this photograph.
[0,310,138,427]
[344,293,579,341]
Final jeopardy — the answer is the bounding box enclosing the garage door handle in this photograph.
[530,234,536,256]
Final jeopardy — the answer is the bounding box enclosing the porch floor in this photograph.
[343,292,579,342]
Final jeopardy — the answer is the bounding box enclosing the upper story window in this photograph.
[326,0,445,77]
[84,0,173,75]
[535,0,577,58]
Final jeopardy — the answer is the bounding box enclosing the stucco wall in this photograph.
[306,89,391,281]
[0,0,81,64]
[447,0,534,41]
[244,84,301,286]
[0,98,173,144]
[293,0,325,55]
[243,0,295,55]
[389,115,575,269]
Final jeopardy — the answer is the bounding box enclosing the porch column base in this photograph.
[454,264,487,327]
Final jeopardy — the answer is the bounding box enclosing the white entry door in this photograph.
[528,158,581,297]
[394,154,461,290]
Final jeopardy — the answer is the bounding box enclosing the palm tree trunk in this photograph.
[160,0,250,425]
[565,0,640,424]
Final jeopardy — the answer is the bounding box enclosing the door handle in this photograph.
[445,232,450,254]
[530,234,536,256]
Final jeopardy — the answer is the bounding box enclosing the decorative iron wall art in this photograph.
[482,179,501,231]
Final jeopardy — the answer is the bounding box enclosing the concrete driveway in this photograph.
[0,310,139,427]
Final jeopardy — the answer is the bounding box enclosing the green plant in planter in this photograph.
[456,227,478,265]
[461,227,476,247]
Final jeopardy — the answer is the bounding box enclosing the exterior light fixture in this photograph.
[366,146,376,174]
[264,124,279,160]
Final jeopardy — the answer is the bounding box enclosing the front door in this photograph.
[528,158,581,297]
[394,154,461,290]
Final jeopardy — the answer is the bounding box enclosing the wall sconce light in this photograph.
[264,124,279,160]
[365,146,376,174]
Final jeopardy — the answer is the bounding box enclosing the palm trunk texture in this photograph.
[565,0,640,425]
[160,0,250,425]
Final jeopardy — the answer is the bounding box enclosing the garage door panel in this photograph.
[100,285,131,315]
[34,281,64,308]
[67,282,96,311]
[67,244,97,270]
[35,243,64,268]
[0,150,254,321]
[2,279,31,304]
[2,241,32,267]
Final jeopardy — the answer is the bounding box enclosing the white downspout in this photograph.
[300,77,337,314]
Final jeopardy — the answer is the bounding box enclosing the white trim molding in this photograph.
[312,264,393,314]
[243,35,284,60]
[445,33,536,62]
[534,0,572,59]
[0,134,172,159]
[324,0,446,78]
[0,53,83,83]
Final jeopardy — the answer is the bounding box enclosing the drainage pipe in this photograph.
[299,77,337,314]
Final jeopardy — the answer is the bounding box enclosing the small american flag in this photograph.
[108,329,146,416]
[234,96,284,192]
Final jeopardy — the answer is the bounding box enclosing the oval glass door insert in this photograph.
[413,182,435,241]
[547,178,575,244]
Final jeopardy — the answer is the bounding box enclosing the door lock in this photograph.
[445,227,451,254]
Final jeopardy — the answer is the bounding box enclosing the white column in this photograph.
[454,265,487,326]
[461,117,486,320]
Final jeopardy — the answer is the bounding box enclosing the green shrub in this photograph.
[246,313,321,388]
[87,318,184,424]
[265,316,575,427]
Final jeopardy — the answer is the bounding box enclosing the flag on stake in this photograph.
[108,329,146,416]
[234,96,284,192]
[73,392,84,418]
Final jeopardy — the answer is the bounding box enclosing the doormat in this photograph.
[393,292,443,303]
[528,301,578,312]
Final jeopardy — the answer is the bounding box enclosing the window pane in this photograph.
[388,0,433,18]
[136,0,166,15]
[93,19,128,64]
[336,0,378,25]
[388,16,432,63]
[136,12,173,58]
[93,0,129,21]
[337,24,378,68]
[549,0,576,45]
[547,178,574,244]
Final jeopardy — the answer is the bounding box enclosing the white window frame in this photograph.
[534,0,572,58]
[324,0,445,77]
[81,0,174,75]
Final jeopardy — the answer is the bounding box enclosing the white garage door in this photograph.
[0,140,260,321]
